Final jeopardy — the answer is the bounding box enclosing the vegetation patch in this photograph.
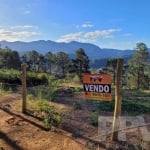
[38,100,65,129]
[87,99,150,115]
[90,112,99,126]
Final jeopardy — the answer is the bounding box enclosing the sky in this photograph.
[0,0,150,50]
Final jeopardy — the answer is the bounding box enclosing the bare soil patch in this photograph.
[0,93,150,150]
[0,94,89,150]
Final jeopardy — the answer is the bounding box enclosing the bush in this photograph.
[38,101,64,129]
[0,69,20,84]
[91,112,99,126]
[27,94,35,100]
[27,72,48,86]
[0,69,48,87]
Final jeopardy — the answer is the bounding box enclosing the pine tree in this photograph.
[55,51,71,76]
[70,48,90,82]
[128,43,150,89]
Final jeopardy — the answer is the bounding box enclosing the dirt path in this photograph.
[0,94,90,150]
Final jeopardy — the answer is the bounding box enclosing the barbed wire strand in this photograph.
[0,82,21,86]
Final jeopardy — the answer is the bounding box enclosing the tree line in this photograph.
[0,47,90,82]
[0,42,149,89]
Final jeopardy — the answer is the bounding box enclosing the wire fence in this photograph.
[0,82,22,94]
[0,81,83,100]
[0,81,150,146]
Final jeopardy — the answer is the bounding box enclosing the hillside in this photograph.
[0,40,134,59]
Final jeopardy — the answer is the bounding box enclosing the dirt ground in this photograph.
[0,94,90,150]
[0,93,150,150]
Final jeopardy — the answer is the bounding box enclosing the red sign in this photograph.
[83,74,112,101]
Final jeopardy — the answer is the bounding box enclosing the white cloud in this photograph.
[57,32,83,42]
[83,29,118,39]
[81,23,94,28]
[0,27,39,41]
[76,22,94,28]
[57,29,120,43]
[10,25,35,30]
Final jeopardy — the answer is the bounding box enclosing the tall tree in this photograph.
[0,48,21,69]
[26,50,40,72]
[45,52,56,74]
[37,54,46,72]
[70,48,90,82]
[55,51,70,76]
[10,51,21,69]
[128,42,150,89]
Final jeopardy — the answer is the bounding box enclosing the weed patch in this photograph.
[38,101,65,129]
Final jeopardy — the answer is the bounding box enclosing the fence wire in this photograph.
[0,82,21,94]
[0,81,149,145]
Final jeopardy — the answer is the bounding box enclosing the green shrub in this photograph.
[0,69,20,84]
[27,72,48,86]
[38,100,48,111]
[38,101,64,129]
[91,112,99,126]
[0,69,48,87]
[75,87,83,92]
[27,94,35,100]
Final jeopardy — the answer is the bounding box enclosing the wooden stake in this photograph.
[111,58,124,141]
[21,64,27,113]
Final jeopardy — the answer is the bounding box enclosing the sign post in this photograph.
[83,73,112,101]
[111,58,124,141]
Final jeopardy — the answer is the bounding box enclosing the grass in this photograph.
[86,97,150,115]
[0,84,13,95]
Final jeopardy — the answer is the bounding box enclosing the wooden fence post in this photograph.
[0,82,2,94]
[21,64,27,113]
[111,58,124,141]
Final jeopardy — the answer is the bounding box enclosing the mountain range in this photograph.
[0,40,136,60]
